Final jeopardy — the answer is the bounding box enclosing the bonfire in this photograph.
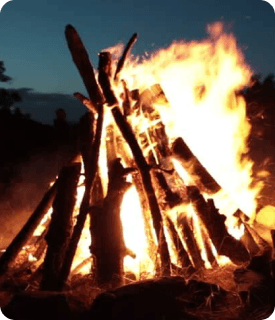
[0,22,274,320]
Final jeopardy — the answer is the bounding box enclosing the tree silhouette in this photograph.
[0,61,22,110]
[0,61,12,83]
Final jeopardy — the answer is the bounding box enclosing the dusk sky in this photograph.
[0,0,274,124]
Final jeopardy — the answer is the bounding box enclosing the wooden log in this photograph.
[98,52,118,106]
[178,215,205,270]
[187,186,250,265]
[245,223,271,252]
[74,92,97,114]
[78,111,94,175]
[106,124,117,169]
[121,80,131,117]
[65,24,104,108]
[166,217,195,274]
[59,103,104,288]
[154,171,182,209]
[90,159,131,288]
[96,51,171,275]
[40,163,81,291]
[90,276,231,320]
[172,137,221,194]
[60,27,105,287]
[0,181,58,275]
[234,210,260,256]
[111,106,171,275]
[114,33,138,81]
[240,224,260,257]
[136,84,171,162]
[200,227,217,267]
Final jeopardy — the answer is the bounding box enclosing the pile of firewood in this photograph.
[0,24,274,320]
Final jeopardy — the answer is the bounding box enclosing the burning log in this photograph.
[240,224,260,257]
[97,50,171,275]
[121,80,132,117]
[165,217,195,274]
[98,51,118,106]
[233,210,260,257]
[244,222,271,253]
[172,137,221,194]
[0,180,58,276]
[111,106,171,275]
[154,171,182,209]
[90,159,131,288]
[40,163,81,291]
[60,24,105,288]
[200,227,217,267]
[178,215,205,270]
[135,84,171,162]
[187,186,251,265]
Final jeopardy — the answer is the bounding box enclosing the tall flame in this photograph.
[117,22,261,220]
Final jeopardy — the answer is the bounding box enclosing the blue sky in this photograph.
[0,0,274,124]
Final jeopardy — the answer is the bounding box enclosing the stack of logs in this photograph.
[0,25,274,296]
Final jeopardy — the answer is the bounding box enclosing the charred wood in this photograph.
[240,224,260,257]
[98,52,118,106]
[40,163,81,291]
[172,137,221,194]
[178,216,205,270]
[187,186,250,265]
[166,217,195,274]
[112,106,171,275]
[154,171,182,209]
[200,227,217,267]
[90,159,131,288]
[245,223,271,253]
[122,80,131,117]
[95,51,171,275]
[59,103,104,289]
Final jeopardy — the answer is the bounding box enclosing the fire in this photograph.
[121,185,155,278]
[25,21,268,280]
[119,22,261,220]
